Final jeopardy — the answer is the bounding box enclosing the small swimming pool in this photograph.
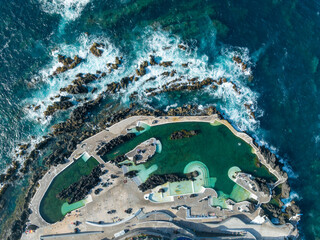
[39,154,99,223]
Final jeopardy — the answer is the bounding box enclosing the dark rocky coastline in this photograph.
[53,55,83,75]
[0,100,297,240]
[0,48,297,240]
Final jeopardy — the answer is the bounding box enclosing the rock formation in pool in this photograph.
[96,133,136,157]
[170,129,200,140]
[57,165,103,204]
[138,173,189,192]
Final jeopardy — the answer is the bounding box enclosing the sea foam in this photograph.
[25,28,261,134]
[38,0,91,21]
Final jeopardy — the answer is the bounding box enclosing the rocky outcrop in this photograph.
[258,146,287,179]
[96,133,136,157]
[185,170,199,179]
[90,42,105,57]
[261,200,300,225]
[281,182,291,199]
[159,61,173,67]
[232,56,247,71]
[138,173,188,192]
[52,96,102,135]
[53,55,83,75]
[0,161,20,183]
[124,170,138,178]
[254,177,270,195]
[136,61,148,76]
[145,77,217,96]
[35,137,53,150]
[178,44,187,51]
[285,202,300,218]
[170,129,200,140]
[149,55,157,65]
[109,155,128,168]
[57,165,103,204]
[72,73,98,85]
[60,84,88,94]
[44,99,74,116]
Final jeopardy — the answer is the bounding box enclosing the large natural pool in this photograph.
[104,121,276,200]
[39,155,99,223]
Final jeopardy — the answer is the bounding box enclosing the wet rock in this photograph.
[120,77,132,88]
[97,133,136,157]
[19,143,30,150]
[124,170,138,178]
[170,129,200,140]
[161,71,169,76]
[149,55,157,65]
[91,87,98,94]
[60,84,88,94]
[44,100,74,116]
[170,70,176,77]
[159,61,173,67]
[285,202,300,218]
[52,96,102,135]
[57,166,103,204]
[35,137,53,150]
[255,177,270,195]
[90,42,104,57]
[53,55,83,75]
[136,61,148,76]
[178,44,187,50]
[107,82,120,93]
[60,96,71,101]
[115,57,121,65]
[72,73,97,85]
[139,173,188,192]
[232,56,248,71]
[182,63,188,68]
[262,203,282,218]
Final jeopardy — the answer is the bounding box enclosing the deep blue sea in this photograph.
[0,0,319,239]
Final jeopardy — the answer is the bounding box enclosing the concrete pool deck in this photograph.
[24,114,293,240]
[29,115,286,224]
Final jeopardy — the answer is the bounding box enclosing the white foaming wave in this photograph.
[280,159,299,179]
[252,136,299,180]
[38,0,90,20]
[281,191,301,211]
[24,33,122,124]
[25,28,261,134]
[122,29,260,132]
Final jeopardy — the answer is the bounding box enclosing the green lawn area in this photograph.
[39,155,99,223]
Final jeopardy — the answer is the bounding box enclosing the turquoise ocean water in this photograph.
[0,0,319,238]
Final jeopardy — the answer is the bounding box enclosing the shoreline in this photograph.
[27,114,298,237]
[0,104,300,240]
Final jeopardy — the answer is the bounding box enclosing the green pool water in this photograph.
[104,122,276,199]
[39,155,99,223]
[61,200,85,215]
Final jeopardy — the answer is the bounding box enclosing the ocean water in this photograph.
[0,0,319,238]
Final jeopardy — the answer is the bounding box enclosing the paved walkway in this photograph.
[24,114,291,240]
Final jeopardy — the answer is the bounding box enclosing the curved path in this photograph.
[85,208,143,227]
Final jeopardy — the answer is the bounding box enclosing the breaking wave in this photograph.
[25,28,261,133]
[38,0,91,20]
